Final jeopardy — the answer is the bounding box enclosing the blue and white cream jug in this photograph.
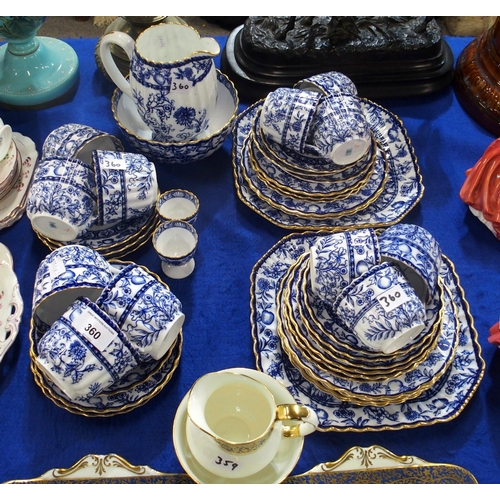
[100,23,220,143]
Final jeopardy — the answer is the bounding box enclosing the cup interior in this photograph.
[157,190,199,222]
[76,136,123,164]
[154,223,197,259]
[188,372,275,444]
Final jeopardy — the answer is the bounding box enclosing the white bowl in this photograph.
[111,70,239,164]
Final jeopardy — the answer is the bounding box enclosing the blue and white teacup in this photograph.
[156,189,200,225]
[41,123,123,164]
[92,149,158,227]
[378,223,442,303]
[32,245,117,338]
[307,93,371,165]
[260,87,321,155]
[152,220,198,280]
[310,228,380,304]
[99,23,220,143]
[26,157,97,242]
[35,296,140,400]
[97,263,185,361]
[332,261,427,354]
[294,71,358,97]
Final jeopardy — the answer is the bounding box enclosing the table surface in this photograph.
[1,35,500,485]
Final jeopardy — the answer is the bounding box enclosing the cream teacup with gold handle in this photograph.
[185,370,318,479]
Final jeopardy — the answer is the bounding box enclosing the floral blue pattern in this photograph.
[36,297,140,400]
[294,71,358,97]
[378,223,443,302]
[32,244,115,336]
[32,322,182,414]
[92,150,157,226]
[331,261,427,353]
[310,229,380,303]
[250,232,484,431]
[129,49,216,142]
[260,88,320,154]
[26,157,97,239]
[41,123,123,162]
[97,264,184,362]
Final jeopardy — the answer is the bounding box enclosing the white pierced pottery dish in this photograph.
[172,367,303,484]
[250,231,484,431]
[233,100,423,231]
[0,242,13,267]
[112,70,239,164]
[0,132,38,230]
[0,260,23,363]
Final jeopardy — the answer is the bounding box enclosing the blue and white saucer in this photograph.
[250,231,484,431]
[233,100,424,231]
[250,132,378,199]
[29,262,182,416]
[241,132,388,218]
[283,252,444,381]
[35,207,158,259]
[276,251,458,406]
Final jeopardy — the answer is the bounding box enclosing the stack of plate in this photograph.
[0,133,38,230]
[250,230,485,431]
[29,261,182,417]
[35,209,158,260]
[232,97,424,231]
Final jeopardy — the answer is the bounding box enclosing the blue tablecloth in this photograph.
[1,35,500,484]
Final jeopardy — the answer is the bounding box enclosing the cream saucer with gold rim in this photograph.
[172,367,304,484]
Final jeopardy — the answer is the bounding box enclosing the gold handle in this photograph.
[276,404,318,437]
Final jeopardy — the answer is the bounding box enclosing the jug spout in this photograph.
[198,36,220,57]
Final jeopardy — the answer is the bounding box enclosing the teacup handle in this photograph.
[0,124,12,161]
[276,404,318,437]
[99,31,135,99]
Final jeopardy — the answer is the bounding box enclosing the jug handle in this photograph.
[276,404,318,437]
[99,31,135,99]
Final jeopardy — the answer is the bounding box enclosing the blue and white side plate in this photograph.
[276,252,458,406]
[233,100,424,231]
[35,207,158,259]
[30,328,182,417]
[250,232,484,431]
[241,132,388,219]
[29,262,182,416]
[280,251,446,383]
[249,133,377,199]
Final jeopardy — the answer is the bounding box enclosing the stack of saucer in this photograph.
[29,245,183,416]
[232,71,424,231]
[250,225,485,431]
[0,119,40,230]
[0,137,22,201]
[27,124,159,258]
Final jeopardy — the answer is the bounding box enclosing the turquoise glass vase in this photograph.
[0,16,79,109]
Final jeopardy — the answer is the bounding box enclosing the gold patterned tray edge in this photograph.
[4,446,477,484]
